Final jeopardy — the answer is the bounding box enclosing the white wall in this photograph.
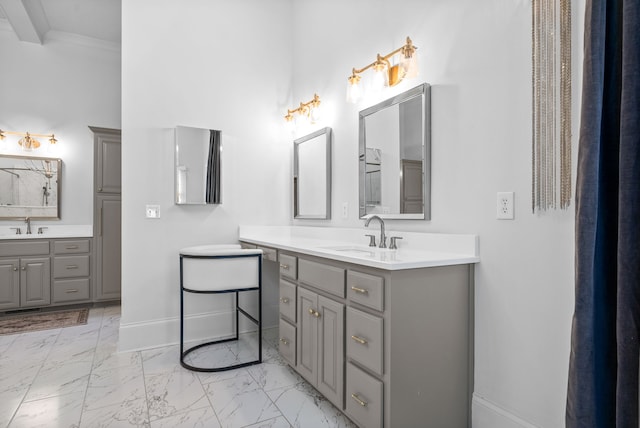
[119,0,293,348]
[288,0,583,427]
[0,24,121,225]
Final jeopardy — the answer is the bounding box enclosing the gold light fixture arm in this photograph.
[284,93,321,122]
[0,129,58,150]
[348,37,418,88]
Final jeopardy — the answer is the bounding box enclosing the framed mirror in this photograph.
[175,126,222,205]
[359,83,431,220]
[0,154,61,220]
[294,127,332,219]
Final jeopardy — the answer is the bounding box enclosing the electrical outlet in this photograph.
[496,192,514,220]
[146,205,161,219]
[342,202,348,219]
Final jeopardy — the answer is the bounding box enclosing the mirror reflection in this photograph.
[0,154,61,219]
[294,127,332,219]
[175,126,222,205]
[359,83,431,220]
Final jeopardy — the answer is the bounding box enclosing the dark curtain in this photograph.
[567,0,640,426]
[205,130,221,204]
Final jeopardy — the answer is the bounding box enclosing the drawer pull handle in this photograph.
[279,338,289,345]
[66,265,79,269]
[280,264,290,270]
[280,297,289,304]
[13,267,17,271]
[66,289,79,293]
[66,245,79,249]
[308,308,320,318]
[351,393,368,407]
[351,286,368,294]
[351,335,368,345]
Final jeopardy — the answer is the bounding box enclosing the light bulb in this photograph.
[346,74,362,104]
[401,53,419,79]
[370,65,387,95]
[309,105,322,124]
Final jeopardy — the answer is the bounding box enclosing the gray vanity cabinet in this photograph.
[271,250,474,428]
[0,257,52,309]
[0,238,94,312]
[0,257,51,309]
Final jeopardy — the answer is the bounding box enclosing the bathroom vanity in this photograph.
[0,226,112,312]
[240,226,478,428]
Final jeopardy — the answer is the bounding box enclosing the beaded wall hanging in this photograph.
[532,0,572,212]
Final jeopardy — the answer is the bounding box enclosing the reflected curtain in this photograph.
[566,0,640,426]
[205,130,221,204]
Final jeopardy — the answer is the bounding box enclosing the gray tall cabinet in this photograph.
[90,127,121,301]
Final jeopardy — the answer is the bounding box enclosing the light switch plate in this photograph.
[146,205,160,219]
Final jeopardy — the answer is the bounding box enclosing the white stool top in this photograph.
[180,244,262,257]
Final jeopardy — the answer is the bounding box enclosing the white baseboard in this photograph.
[472,394,539,428]
[117,310,276,353]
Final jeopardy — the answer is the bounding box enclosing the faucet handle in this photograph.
[37,227,48,235]
[10,227,22,235]
[365,234,377,247]
[389,236,403,250]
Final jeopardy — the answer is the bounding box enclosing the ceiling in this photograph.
[0,0,120,46]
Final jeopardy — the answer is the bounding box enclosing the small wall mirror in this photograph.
[0,154,61,220]
[359,83,431,219]
[294,127,332,219]
[175,126,222,205]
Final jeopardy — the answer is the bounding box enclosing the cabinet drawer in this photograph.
[347,270,384,311]
[279,318,296,366]
[0,241,49,257]
[345,362,383,428]
[53,240,90,254]
[53,255,90,278]
[279,254,297,280]
[279,280,296,322]
[53,278,90,303]
[298,259,345,298]
[258,246,277,262]
[346,307,384,376]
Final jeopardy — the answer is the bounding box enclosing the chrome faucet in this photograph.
[364,215,386,248]
[24,217,32,234]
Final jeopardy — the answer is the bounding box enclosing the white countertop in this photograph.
[239,225,479,271]
[0,225,92,240]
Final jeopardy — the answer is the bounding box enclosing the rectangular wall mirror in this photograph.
[0,154,61,220]
[175,126,222,205]
[359,83,431,220]
[294,127,332,219]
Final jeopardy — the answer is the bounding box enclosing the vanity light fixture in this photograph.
[346,36,418,104]
[284,93,322,125]
[0,129,58,152]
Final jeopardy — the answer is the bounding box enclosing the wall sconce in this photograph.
[284,93,322,125]
[0,129,58,152]
[346,36,419,103]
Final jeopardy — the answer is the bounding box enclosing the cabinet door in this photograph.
[317,295,345,409]
[96,195,121,300]
[94,128,121,194]
[20,257,51,307]
[297,287,318,385]
[0,259,20,310]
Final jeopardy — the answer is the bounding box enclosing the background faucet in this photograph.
[365,215,386,248]
[24,217,32,234]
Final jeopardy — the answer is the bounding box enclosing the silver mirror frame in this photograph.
[358,83,431,220]
[294,127,332,219]
[0,154,62,220]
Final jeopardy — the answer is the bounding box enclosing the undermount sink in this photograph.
[319,245,395,257]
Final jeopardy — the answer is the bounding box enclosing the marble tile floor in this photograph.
[0,305,357,428]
